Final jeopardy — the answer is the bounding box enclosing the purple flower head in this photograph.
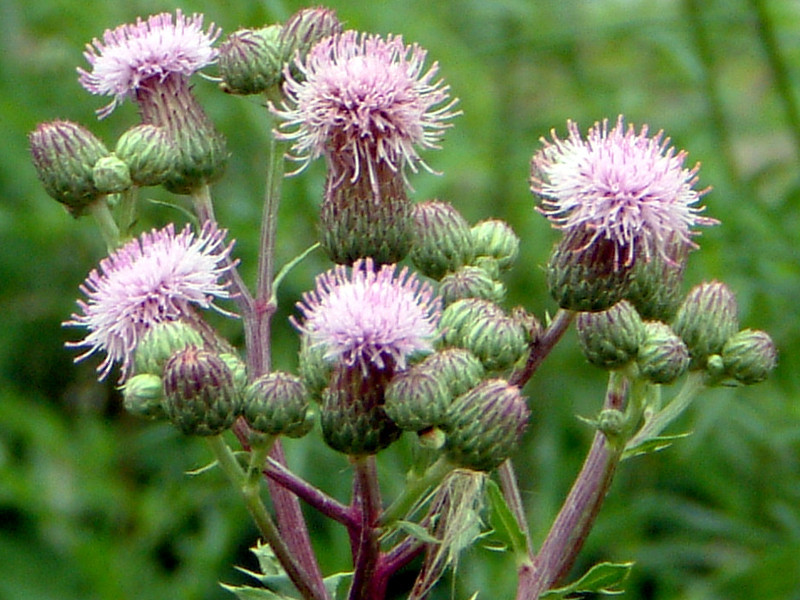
[273,30,459,190]
[531,116,717,269]
[294,258,441,373]
[65,222,235,382]
[78,10,221,118]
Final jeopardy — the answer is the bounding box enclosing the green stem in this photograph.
[89,198,121,252]
[379,457,453,527]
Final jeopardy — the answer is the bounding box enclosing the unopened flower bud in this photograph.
[417,348,485,398]
[122,373,165,420]
[92,155,132,194]
[576,300,644,370]
[384,366,451,431]
[637,321,690,384]
[444,379,529,471]
[471,219,520,271]
[547,227,634,312]
[134,321,206,376]
[218,26,283,95]
[672,281,738,368]
[219,352,248,393]
[596,408,626,439]
[625,238,688,322]
[440,299,528,372]
[410,201,475,280]
[162,346,240,436]
[280,7,342,76]
[721,329,777,384]
[439,266,505,305]
[298,336,332,401]
[29,120,110,216]
[115,124,176,187]
[244,372,311,438]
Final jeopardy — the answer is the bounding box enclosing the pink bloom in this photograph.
[273,30,459,190]
[531,116,717,269]
[78,10,220,118]
[65,222,235,381]
[293,258,441,373]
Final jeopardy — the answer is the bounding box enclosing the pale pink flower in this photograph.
[78,10,221,118]
[293,258,441,373]
[65,222,235,381]
[272,30,459,191]
[531,116,717,269]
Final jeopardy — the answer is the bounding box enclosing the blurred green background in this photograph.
[2,0,799,598]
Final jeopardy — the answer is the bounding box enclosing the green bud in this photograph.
[122,373,165,420]
[319,168,413,265]
[134,321,206,376]
[219,26,283,95]
[244,372,311,438]
[29,120,110,216]
[637,321,690,384]
[298,336,332,401]
[92,155,132,194]
[384,366,451,431]
[672,281,739,369]
[219,352,249,393]
[439,265,505,305]
[576,300,644,370]
[280,7,342,76]
[625,238,688,322]
[444,379,529,472]
[470,219,520,271]
[417,348,485,398]
[721,329,777,384]
[547,227,634,312]
[410,200,475,280]
[595,408,626,439]
[162,346,241,436]
[115,124,176,187]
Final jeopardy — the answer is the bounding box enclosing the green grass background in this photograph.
[2,0,799,598]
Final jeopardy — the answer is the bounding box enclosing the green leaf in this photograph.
[323,572,353,600]
[185,459,219,476]
[485,479,528,560]
[540,561,634,599]
[622,432,692,460]
[220,583,293,600]
[396,519,441,545]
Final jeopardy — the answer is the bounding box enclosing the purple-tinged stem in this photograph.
[349,456,384,600]
[510,309,575,389]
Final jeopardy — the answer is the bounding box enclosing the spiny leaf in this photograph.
[540,561,634,599]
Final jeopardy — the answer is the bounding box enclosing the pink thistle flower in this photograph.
[531,116,717,269]
[65,222,235,382]
[293,258,441,373]
[272,30,460,192]
[78,10,221,118]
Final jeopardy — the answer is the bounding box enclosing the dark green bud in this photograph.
[134,321,206,376]
[721,329,777,384]
[384,366,451,431]
[410,200,475,280]
[115,124,175,187]
[470,219,520,271]
[576,300,644,370]
[29,120,110,216]
[92,155,132,194]
[219,26,283,95]
[417,348,485,398]
[637,321,690,384]
[672,281,739,369]
[439,265,505,305]
[625,238,688,322]
[162,346,240,436]
[244,372,311,438]
[444,379,529,471]
[122,373,165,420]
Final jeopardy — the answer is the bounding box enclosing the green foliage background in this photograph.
[2,0,799,598]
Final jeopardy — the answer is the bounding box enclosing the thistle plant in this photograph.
[29,8,777,600]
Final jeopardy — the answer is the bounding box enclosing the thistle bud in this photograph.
[547,227,634,312]
[576,300,644,370]
[29,120,109,216]
[115,124,176,187]
[470,219,520,271]
[280,7,342,75]
[298,336,332,401]
[417,348,485,398]
[244,372,312,438]
[384,366,451,431]
[625,238,688,322]
[162,346,240,436]
[440,299,528,372]
[637,321,690,384]
[444,379,529,472]
[410,201,475,280]
[134,321,206,376]
[218,26,283,95]
[721,329,777,384]
[439,266,505,305]
[672,281,739,368]
[319,168,413,265]
[92,155,132,194]
[219,352,248,394]
[122,373,165,420]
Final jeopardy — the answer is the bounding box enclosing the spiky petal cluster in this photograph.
[65,222,235,381]
[273,30,459,190]
[294,258,441,373]
[531,116,717,269]
[78,10,221,118]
